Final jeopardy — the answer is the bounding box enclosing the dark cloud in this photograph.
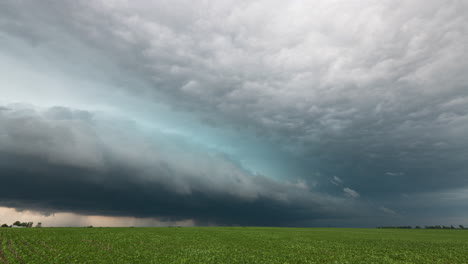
[1,0,468,225]
[0,105,355,226]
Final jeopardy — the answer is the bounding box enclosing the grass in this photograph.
[1,227,468,263]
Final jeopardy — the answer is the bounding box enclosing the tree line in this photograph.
[1,221,42,228]
[377,225,465,229]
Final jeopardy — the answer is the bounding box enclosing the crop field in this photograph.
[0,227,467,264]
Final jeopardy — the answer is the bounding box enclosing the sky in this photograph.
[0,0,467,227]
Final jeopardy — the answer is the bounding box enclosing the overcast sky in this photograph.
[1,0,467,227]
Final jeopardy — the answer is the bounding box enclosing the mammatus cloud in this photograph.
[0,0,468,226]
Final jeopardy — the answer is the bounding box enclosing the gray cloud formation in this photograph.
[1,0,468,225]
[0,104,357,226]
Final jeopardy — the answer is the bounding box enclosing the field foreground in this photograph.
[1,227,467,263]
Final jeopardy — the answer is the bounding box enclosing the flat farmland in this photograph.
[1,227,467,264]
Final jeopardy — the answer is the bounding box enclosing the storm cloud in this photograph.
[1,0,468,226]
[0,105,354,226]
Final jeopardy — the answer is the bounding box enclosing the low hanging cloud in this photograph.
[379,207,398,216]
[343,188,360,199]
[331,176,343,186]
[385,172,405,176]
[0,104,358,226]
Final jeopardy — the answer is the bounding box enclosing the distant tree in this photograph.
[450,225,455,229]
[460,225,465,229]
[425,225,444,229]
[11,221,35,227]
[415,226,421,229]
[1,224,8,228]
[35,222,42,228]
[377,226,412,229]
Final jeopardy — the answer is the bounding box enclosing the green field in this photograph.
[1,227,467,264]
